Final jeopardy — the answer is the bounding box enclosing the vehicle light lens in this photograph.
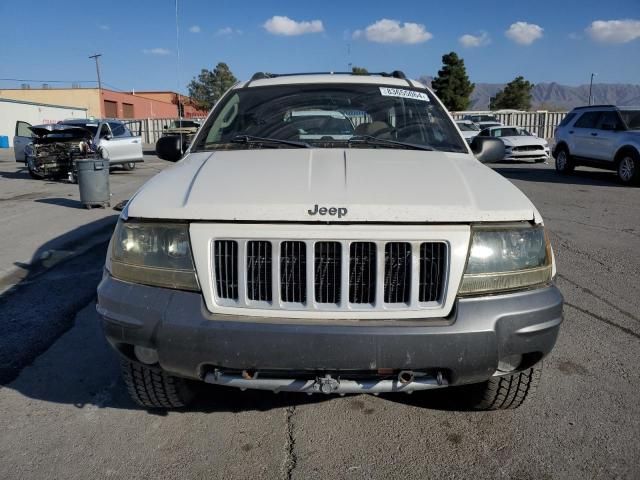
[458,225,552,295]
[109,220,199,291]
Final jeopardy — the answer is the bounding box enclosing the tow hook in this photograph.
[314,375,340,394]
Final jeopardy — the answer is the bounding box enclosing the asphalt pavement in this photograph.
[0,157,638,480]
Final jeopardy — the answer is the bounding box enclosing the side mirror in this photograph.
[163,125,168,129]
[471,137,505,163]
[103,134,112,140]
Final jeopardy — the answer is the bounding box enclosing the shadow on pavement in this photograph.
[0,217,118,384]
[35,197,84,209]
[493,165,626,187]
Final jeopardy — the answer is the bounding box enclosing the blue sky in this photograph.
[1,0,639,93]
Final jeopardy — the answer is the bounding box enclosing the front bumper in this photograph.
[504,149,550,161]
[97,275,563,389]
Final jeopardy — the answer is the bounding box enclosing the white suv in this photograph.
[553,105,640,184]
[97,72,563,410]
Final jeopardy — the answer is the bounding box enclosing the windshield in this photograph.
[491,127,529,137]
[619,110,640,130]
[193,83,467,153]
[170,120,200,128]
[457,122,479,132]
[61,122,98,135]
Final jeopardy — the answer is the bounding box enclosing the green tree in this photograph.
[489,76,535,111]
[187,62,238,110]
[431,52,474,111]
[351,66,368,75]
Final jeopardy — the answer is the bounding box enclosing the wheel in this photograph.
[26,157,44,179]
[122,162,136,171]
[617,151,639,185]
[464,362,543,410]
[120,359,195,409]
[555,146,575,174]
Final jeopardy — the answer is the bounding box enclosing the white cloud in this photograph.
[352,19,432,44]
[98,24,109,31]
[189,25,201,33]
[459,31,490,47]
[142,48,171,55]
[586,19,640,44]
[568,32,582,40]
[263,16,324,36]
[505,22,544,45]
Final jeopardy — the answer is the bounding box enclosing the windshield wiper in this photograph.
[230,135,310,148]
[347,135,434,151]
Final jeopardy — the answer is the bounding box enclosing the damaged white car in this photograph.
[14,119,143,179]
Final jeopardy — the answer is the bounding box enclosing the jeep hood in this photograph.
[127,149,538,223]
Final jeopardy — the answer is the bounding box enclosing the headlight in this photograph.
[109,220,199,291]
[458,225,552,295]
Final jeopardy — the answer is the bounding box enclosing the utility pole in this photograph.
[588,72,596,105]
[89,54,103,91]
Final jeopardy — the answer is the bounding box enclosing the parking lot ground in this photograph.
[0,147,169,294]
[0,160,638,479]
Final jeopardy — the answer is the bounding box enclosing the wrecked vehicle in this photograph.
[15,119,144,178]
[22,124,97,180]
[155,119,201,162]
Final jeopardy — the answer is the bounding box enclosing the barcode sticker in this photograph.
[379,87,429,102]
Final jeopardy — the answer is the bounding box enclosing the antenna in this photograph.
[347,43,352,71]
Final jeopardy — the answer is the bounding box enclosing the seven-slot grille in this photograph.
[213,240,447,310]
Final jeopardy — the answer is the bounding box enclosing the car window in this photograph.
[16,122,33,137]
[194,83,468,153]
[99,124,111,138]
[558,113,576,127]
[574,111,601,129]
[618,110,640,130]
[596,112,622,130]
[108,122,132,137]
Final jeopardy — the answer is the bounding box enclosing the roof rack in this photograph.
[245,70,413,88]
[572,104,616,110]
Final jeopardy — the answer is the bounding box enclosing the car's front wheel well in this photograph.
[614,146,639,166]
[553,141,568,157]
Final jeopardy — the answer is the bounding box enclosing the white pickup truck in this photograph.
[97,71,563,410]
[14,118,143,176]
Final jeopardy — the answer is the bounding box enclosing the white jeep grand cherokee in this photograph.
[97,72,563,410]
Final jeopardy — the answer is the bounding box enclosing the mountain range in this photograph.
[418,77,640,111]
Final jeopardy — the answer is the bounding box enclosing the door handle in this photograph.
[591,132,598,136]
[132,140,140,143]
[568,130,574,134]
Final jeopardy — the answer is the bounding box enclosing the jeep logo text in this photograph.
[307,204,348,218]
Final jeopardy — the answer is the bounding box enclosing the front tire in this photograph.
[120,359,195,409]
[465,362,543,410]
[617,151,639,185]
[122,162,136,171]
[555,147,575,174]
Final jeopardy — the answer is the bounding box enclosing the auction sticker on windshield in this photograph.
[379,87,429,102]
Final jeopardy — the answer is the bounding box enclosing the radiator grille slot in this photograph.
[281,241,307,303]
[247,241,272,301]
[214,240,238,299]
[349,242,376,304]
[384,242,411,303]
[419,242,446,302]
[314,242,341,304]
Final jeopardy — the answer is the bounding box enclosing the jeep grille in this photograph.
[213,239,447,311]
